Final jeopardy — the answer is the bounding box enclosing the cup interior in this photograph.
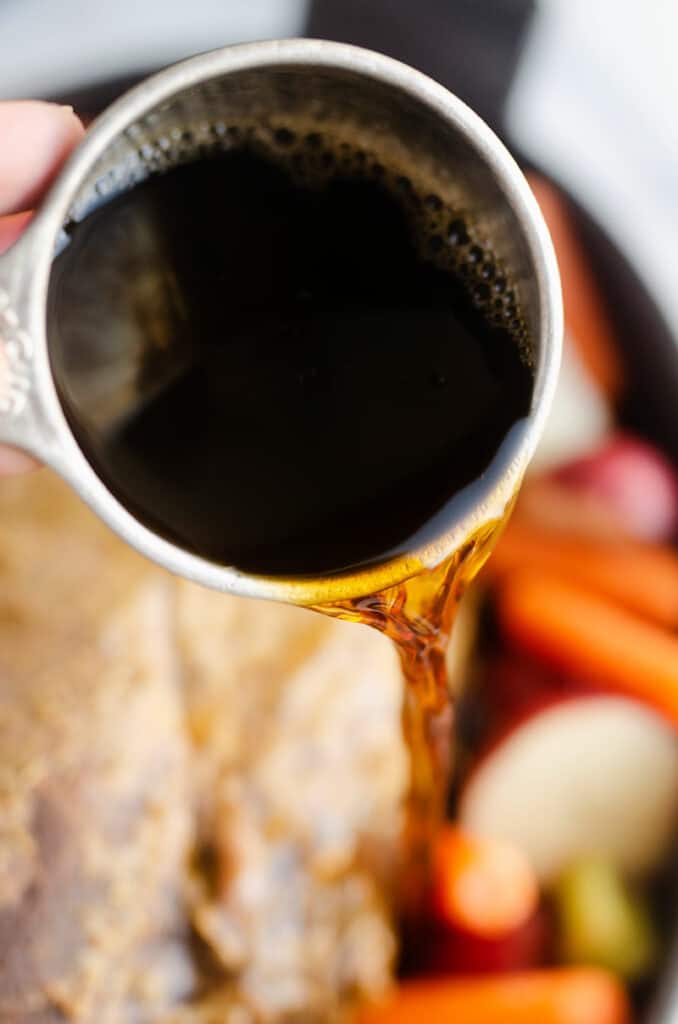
[43,49,554,596]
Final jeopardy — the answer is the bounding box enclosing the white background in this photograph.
[508,0,678,340]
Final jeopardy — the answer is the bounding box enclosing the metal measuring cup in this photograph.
[0,39,562,601]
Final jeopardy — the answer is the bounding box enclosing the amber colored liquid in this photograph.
[48,136,532,908]
[315,516,507,909]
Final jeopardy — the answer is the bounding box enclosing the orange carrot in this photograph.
[432,826,538,938]
[497,570,678,725]
[489,523,678,630]
[527,174,624,400]
[357,969,630,1024]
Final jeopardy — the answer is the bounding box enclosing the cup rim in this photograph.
[16,39,562,604]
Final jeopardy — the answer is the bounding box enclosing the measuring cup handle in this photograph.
[0,234,51,461]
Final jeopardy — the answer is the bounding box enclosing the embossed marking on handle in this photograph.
[0,285,34,418]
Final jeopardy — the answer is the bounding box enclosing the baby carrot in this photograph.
[497,570,678,725]
[527,173,624,401]
[431,826,538,938]
[357,968,630,1024]
[489,523,678,630]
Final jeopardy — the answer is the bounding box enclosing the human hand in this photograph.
[0,101,84,474]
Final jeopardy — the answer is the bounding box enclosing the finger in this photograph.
[0,210,32,255]
[0,445,36,475]
[0,101,84,215]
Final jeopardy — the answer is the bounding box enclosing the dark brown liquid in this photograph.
[49,143,531,577]
[48,135,533,906]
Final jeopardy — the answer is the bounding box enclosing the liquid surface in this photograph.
[49,144,532,577]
